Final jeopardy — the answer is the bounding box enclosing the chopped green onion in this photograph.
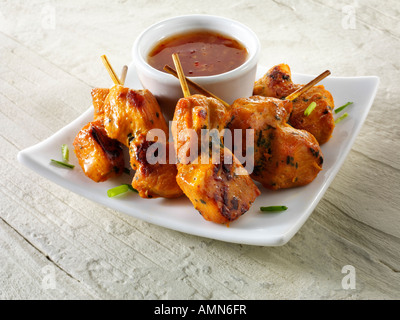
[335,112,348,124]
[260,206,288,212]
[107,184,138,197]
[335,102,353,114]
[107,185,129,197]
[61,144,69,161]
[50,159,75,169]
[304,102,317,116]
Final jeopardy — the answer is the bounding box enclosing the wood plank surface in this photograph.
[0,0,399,300]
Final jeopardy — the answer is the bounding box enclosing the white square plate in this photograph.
[17,64,379,246]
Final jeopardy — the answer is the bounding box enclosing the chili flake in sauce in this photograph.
[147,30,248,77]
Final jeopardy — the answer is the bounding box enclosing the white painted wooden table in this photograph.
[1,0,399,300]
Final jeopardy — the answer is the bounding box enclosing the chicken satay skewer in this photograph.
[171,53,260,224]
[253,64,335,144]
[101,54,123,85]
[73,56,127,183]
[285,70,331,101]
[226,70,330,190]
[98,54,183,199]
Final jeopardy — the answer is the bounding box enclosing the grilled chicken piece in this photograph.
[103,85,182,198]
[228,96,323,190]
[176,150,260,224]
[172,94,260,224]
[172,94,230,164]
[253,63,335,144]
[91,88,110,121]
[288,85,335,145]
[73,88,124,183]
[73,120,124,182]
[103,85,169,146]
[129,134,181,199]
[254,63,297,99]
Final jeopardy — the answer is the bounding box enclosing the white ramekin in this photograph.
[132,14,261,121]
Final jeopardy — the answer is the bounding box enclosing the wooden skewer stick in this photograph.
[101,54,122,85]
[163,64,231,108]
[172,53,191,98]
[285,70,331,101]
[120,65,128,85]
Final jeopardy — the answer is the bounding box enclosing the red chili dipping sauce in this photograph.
[147,30,248,77]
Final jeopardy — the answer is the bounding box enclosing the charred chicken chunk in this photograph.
[73,119,124,182]
[172,94,230,164]
[102,85,182,198]
[253,63,335,144]
[228,96,323,190]
[73,88,124,183]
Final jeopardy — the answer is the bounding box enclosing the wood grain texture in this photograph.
[0,0,399,299]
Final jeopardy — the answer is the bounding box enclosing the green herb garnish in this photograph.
[107,184,138,197]
[50,159,75,169]
[335,112,348,124]
[304,102,317,116]
[260,206,288,212]
[61,144,69,161]
[335,102,353,114]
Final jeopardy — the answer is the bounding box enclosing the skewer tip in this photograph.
[120,65,128,85]
[100,54,122,86]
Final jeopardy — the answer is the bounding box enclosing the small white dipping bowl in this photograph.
[132,14,261,121]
